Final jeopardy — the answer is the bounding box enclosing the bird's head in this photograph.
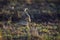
[24,8,29,12]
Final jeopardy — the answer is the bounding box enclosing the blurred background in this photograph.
[0,0,60,40]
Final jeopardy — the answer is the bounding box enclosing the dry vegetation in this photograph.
[0,0,60,40]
